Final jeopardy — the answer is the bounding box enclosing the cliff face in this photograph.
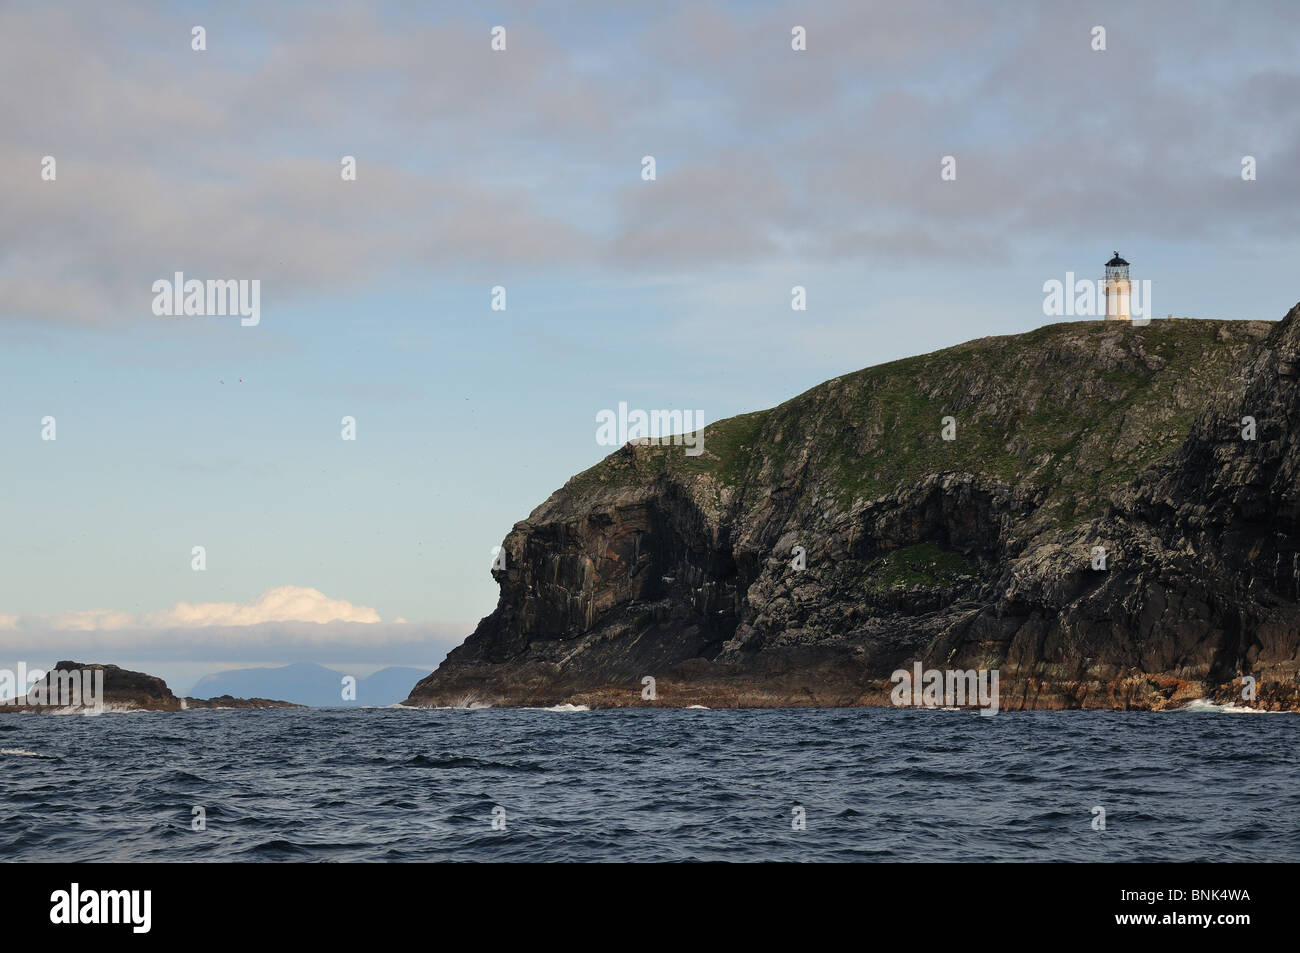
[407,313,1300,711]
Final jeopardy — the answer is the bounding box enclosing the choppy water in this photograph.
[0,706,1295,862]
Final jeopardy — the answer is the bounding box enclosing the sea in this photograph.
[1,705,1295,862]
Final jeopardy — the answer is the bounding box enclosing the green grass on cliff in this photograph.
[865,542,976,589]
[564,319,1269,521]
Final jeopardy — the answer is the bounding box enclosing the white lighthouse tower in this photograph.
[1104,251,1131,321]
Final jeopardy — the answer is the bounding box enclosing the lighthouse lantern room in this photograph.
[1104,252,1131,321]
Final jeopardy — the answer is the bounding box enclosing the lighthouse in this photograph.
[1104,252,1131,321]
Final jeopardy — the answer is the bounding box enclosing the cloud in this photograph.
[2,0,1298,327]
[144,585,381,628]
[10,585,380,631]
[0,587,469,663]
[0,621,465,665]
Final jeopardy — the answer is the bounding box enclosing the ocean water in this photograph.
[0,706,1295,862]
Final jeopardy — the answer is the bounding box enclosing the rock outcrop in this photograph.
[181,694,302,710]
[1,661,300,712]
[407,313,1300,711]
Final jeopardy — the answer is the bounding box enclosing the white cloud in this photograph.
[14,585,381,631]
[5,1,1297,326]
[38,609,136,632]
[0,587,469,664]
[144,585,381,628]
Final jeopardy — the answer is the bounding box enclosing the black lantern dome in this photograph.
[1105,251,1129,280]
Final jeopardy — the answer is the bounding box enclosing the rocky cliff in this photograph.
[407,311,1300,711]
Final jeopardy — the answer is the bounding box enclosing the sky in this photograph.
[2,0,1298,695]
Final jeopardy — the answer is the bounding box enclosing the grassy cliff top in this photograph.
[561,319,1273,524]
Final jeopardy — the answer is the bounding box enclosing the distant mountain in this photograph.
[356,666,435,706]
[192,662,429,707]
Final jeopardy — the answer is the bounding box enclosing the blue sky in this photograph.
[2,0,1298,693]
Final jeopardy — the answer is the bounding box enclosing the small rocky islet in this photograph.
[1,661,298,712]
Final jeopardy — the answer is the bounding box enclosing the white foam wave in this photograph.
[47,704,158,716]
[1177,699,1293,714]
[406,702,492,711]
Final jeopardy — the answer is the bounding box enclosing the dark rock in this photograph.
[406,311,1300,712]
[1,661,300,712]
[182,694,301,710]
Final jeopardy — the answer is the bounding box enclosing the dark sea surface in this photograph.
[1,706,1296,862]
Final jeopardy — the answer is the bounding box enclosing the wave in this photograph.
[1176,699,1293,714]
[422,695,494,710]
[50,704,161,716]
[1,707,1295,862]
